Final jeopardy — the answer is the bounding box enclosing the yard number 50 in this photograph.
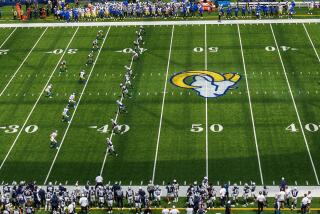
[191,124,223,133]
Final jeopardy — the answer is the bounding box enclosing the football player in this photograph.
[106,138,118,157]
[79,70,86,83]
[50,130,59,149]
[232,183,239,205]
[121,84,131,99]
[86,52,94,66]
[116,99,127,114]
[97,30,104,40]
[126,186,134,208]
[45,83,53,98]
[243,183,250,207]
[68,93,77,108]
[154,185,162,207]
[92,39,99,51]
[125,65,135,80]
[173,179,179,202]
[291,187,298,210]
[134,192,142,214]
[106,189,113,213]
[59,60,67,72]
[62,106,70,123]
[97,186,105,208]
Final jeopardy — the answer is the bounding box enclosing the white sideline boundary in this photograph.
[303,23,320,63]
[237,24,264,185]
[151,25,175,183]
[204,24,209,179]
[0,27,48,97]
[0,19,320,28]
[44,26,111,185]
[0,27,80,173]
[270,24,320,185]
[0,27,16,48]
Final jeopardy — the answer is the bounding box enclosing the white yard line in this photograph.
[237,24,264,185]
[0,27,48,97]
[204,24,209,179]
[151,25,174,183]
[0,27,80,173]
[44,26,111,185]
[303,23,320,63]
[0,19,320,28]
[99,56,134,176]
[270,24,319,185]
[0,27,17,48]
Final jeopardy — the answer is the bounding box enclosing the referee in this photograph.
[256,191,266,214]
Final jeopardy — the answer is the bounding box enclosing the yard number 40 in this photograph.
[286,123,320,133]
[191,124,223,133]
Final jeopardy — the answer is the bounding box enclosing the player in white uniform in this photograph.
[50,130,59,149]
[86,52,94,66]
[154,185,162,207]
[92,39,99,51]
[68,93,77,108]
[126,187,134,208]
[106,138,118,156]
[45,83,53,98]
[97,30,104,40]
[79,70,86,83]
[116,100,127,114]
[62,106,70,123]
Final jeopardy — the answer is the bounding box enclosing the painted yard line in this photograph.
[204,24,209,179]
[237,24,264,185]
[303,23,320,63]
[0,27,48,97]
[44,26,111,185]
[151,25,175,183]
[270,24,319,185]
[1,19,320,28]
[99,56,134,175]
[0,27,17,49]
[0,27,80,173]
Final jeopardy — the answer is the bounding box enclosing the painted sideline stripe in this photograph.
[0,27,48,97]
[270,24,319,185]
[44,26,111,185]
[0,27,17,48]
[204,24,209,178]
[152,25,175,183]
[0,19,319,28]
[303,23,320,63]
[237,24,264,185]
[0,27,80,173]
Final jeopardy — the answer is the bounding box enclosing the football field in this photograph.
[0,20,320,186]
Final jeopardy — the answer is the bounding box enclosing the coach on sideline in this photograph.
[256,191,266,214]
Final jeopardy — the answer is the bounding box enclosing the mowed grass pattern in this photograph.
[0,24,319,185]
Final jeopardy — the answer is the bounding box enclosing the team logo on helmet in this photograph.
[170,70,241,98]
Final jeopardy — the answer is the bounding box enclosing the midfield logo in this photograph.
[170,70,241,98]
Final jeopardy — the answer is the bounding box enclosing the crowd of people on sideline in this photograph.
[2,0,319,21]
[0,176,315,214]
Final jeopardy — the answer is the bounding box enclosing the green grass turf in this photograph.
[0,23,320,185]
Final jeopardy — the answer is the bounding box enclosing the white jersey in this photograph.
[45,85,52,92]
[69,94,75,102]
[80,71,85,78]
[62,107,69,116]
[50,131,58,141]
